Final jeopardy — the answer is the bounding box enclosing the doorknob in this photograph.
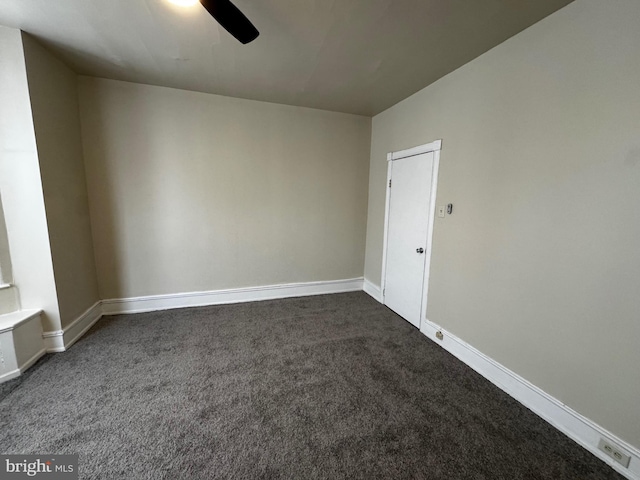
[416,248,424,254]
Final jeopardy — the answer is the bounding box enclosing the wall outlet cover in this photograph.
[598,438,631,468]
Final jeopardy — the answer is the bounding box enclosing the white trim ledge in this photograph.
[420,318,640,480]
[102,278,365,315]
[0,309,42,334]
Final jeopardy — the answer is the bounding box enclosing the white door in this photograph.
[383,151,434,327]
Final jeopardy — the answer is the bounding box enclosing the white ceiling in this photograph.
[0,0,573,116]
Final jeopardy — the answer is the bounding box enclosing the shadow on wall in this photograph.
[0,192,13,285]
[79,95,123,300]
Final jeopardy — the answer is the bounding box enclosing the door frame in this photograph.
[381,139,442,328]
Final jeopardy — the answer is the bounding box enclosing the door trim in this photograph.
[381,139,442,328]
[386,139,442,162]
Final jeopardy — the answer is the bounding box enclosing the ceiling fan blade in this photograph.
[199,0,259,44]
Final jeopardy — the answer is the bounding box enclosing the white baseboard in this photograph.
[420,318,640,480]
[41,279,364,350]
[42,331,65,353]
[102,277,364,315]
[0,310,45,383]
[0,348,46,383]
[63,301,103,349]
[23,280,640,479]
[21,347,46,372]
[363,279,383,303]
[0,367,21,383]
[42,301,102,353]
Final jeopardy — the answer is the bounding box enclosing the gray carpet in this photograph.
[0,292,622,479]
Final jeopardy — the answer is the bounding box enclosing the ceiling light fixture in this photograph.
[165,0,259,44]
[167,0,199,7]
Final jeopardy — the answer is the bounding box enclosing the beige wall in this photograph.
[365,0,640,448]
[78,78,371,299]
[22,34,99,328]
[0,27,61,331]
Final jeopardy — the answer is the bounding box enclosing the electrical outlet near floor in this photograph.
[598,438,631,468]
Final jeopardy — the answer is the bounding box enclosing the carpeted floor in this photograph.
[0,292,622,479]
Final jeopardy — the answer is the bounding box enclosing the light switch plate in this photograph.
[437,206,445,218]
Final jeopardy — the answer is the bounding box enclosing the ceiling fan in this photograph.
[198,0,259,44]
